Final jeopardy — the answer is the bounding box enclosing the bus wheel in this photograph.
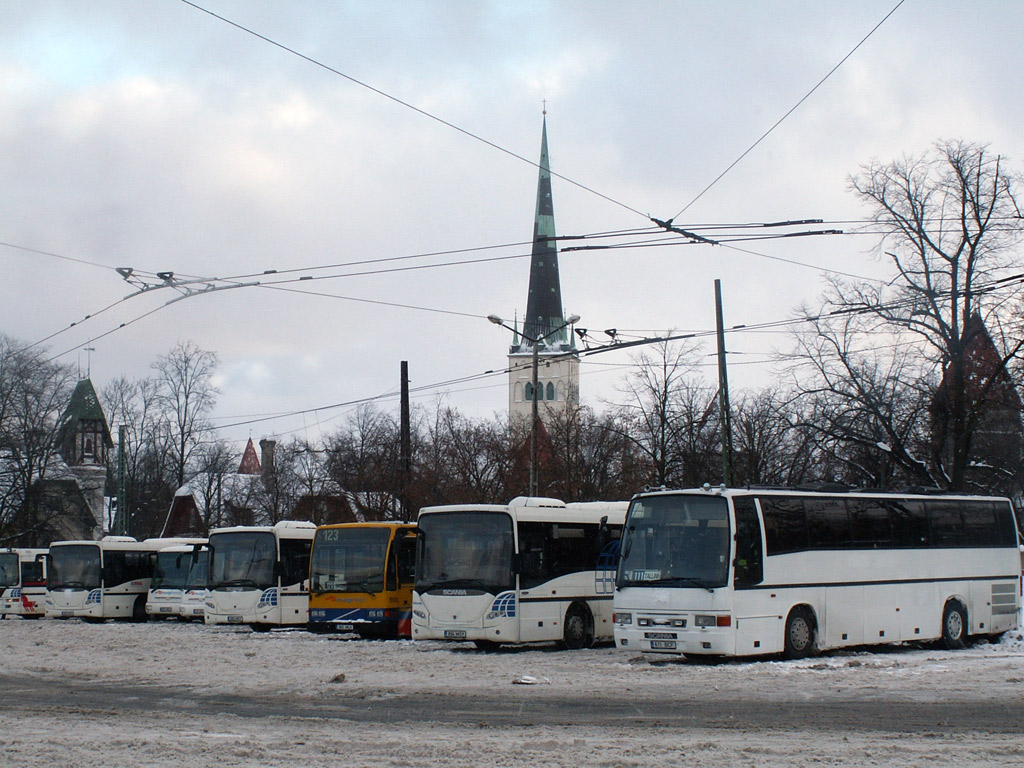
[132,597,149,623]
[783,607,816,660]
[474,640,501,652]
[942,601,968,650]
[560,603,595,650]
[249,623,271,633]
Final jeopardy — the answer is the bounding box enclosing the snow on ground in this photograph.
[2,618,1024,767]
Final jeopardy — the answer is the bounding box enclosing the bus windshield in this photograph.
[0,553,18,587]
[617,494,731,589]
[49,545,102,590]
[416,511,514,595]
[185,550,208,590]
[209,531,276,590]
[152,551,191,590]
[311,527,390,595]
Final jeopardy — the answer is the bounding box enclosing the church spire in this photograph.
[519,113,566,350]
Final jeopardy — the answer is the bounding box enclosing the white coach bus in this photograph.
[205,521,315,631]
[0,548,47,618]
[45,537,169,621]
[413,497,627,650]
[613,487,1022,659]
[146,541,207,619]
[180,545,209,621]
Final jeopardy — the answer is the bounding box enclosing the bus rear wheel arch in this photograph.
[783,606,817,660]
[560,602,595,650]
[941,599,969,650]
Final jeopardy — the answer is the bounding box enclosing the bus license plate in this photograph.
[444,630,467,639]
[650,640,677,650]
[228,615,243,623]
[160,607,173,613]
[61,611,74,618]
[336,623,355,632]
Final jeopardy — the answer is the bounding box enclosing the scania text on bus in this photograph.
[613,487,1022,659]
[413,497,626,650]
[308,522,417,637]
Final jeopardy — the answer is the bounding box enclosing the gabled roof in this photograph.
[237,438,262,475]
[55,379,113,448]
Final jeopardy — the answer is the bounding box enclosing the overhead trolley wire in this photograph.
[665,0,908,222]
[180,0,646,220]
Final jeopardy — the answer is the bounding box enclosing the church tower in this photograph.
[507,114,580,424]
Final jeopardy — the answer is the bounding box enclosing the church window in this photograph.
[546,382,556,401]
[525,382,535,401]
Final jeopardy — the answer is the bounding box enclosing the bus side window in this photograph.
[733,497,763,588]
[397,535,416,585]
[518,522,548,590]
[279,539,311,587]
[386,546,398,591]
[103,552,126,587]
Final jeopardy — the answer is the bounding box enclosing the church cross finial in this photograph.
[542,99,547,116]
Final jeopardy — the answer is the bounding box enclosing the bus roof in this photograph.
[418,500,628,526]
[209,521,316,539]
[631,486,1013,503]
[315,521,415,532]
[48,539,168,552]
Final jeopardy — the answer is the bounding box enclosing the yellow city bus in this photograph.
[308,522,417,638]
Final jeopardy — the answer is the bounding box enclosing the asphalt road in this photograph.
[3,672,1021,735]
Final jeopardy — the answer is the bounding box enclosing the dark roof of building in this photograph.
[56,379,113,448]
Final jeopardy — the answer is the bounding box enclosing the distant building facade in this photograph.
[931,313,1023,491]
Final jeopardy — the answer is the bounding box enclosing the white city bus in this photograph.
[146,540,207,619]
[205,521,315,631]
[0,548,47,618]
[180,545,209,621]
[413,497,627,649]
[613,487,1022,659]
[45,537,173,621]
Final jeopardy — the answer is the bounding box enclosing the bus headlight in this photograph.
[614,612,632,625]
[695,614,731,627]
[413,609,427,619]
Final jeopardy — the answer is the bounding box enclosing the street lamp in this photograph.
[489,313,580,497]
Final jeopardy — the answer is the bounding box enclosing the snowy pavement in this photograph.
[2,618,1023,767]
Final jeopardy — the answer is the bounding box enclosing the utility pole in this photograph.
[715,279,734,486]
[399,361,411,519]
[116,425,128,536]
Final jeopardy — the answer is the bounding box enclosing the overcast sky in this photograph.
[4,1,1023,451]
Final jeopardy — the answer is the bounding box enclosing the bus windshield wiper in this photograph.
[52,580,90,589]
[347,578,383,595]
[419,578,490,592]
[635,576,715,593]
[211,579,259,590]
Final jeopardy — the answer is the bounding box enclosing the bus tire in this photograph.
[783,606,816,660]
[941,600,968,650]
[560,602,595,650]
[132,597,149,623]
[474,640,501,652]
[249,623,271,633]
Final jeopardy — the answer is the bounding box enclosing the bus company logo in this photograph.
[441,589,469,596]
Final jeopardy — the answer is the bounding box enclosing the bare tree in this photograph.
[0,336,77,545]
[609,339,712,487]
[152,341,219,489]
[102,375,175,537]
[790,140,1024,491]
